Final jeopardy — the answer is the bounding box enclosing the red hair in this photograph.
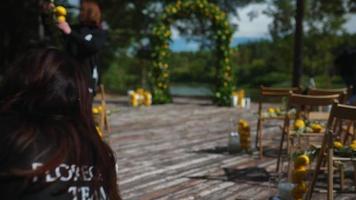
[79,1,102,27]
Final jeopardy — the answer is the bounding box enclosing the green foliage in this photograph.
[102,55,141,93]
[149,0,234,105]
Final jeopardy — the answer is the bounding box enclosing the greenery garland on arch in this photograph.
[149,0,234,106]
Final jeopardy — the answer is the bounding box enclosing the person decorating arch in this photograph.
[56,0,107,99]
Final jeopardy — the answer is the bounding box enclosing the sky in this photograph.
[68,0,356,51]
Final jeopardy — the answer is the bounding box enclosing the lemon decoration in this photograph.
[294,119,305,130]
[57,16,66,23]
[350,143,356,151]
[55,6,67,16]
[294,154,310,168]
[268,107,275,113]
[239,119,249,129]
[311,123,322,133]
[92,107,99,114]
[292,181,308,199]
[292,154,310,198]
[129,88,152,107]
[238,119,251,151]
[333,141,343,149]
[292,166,308,183]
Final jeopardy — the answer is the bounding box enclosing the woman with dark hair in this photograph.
[0,48,121,199]
[57,0,107,97]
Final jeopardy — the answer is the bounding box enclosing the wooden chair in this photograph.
[306,103,356,200]
[256,86,301,159]
[276,93,340,175]
[308,88,353,142]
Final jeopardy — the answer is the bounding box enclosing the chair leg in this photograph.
[287,135,293,181]
[328,147,334,200]
[353,162,356,189]
[258,119,264,159]
[276,130,285,173]
[255,119,261,149]
[306,133,328,200]
[340,164,344,192]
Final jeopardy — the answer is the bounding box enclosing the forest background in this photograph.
[1,0,356,99]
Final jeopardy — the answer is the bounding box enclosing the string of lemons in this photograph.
[54,6,67,23]
[292,154,310,200]
[238,119,251,152]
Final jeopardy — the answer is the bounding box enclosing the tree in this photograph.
[292,0,304,87]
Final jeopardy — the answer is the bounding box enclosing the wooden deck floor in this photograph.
[103,97,356,200]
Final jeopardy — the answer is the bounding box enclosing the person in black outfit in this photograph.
[334,47,356,104]
[57,0,106,97]
[0,48,121,199]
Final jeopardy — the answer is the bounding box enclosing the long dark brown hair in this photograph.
[0,48,120,199]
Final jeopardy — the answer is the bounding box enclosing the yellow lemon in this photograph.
[292,166,308,183]
[294,119,305,129]
[311,124,322,133]
[350,143,356,151]
[55,6,67,16]
[294,154,310,168]
[268,107,275,113]
[239,119,249,129]
[334,141,343,149]
[57,16,66,23]
[292,182,308,198]
[136,88,145,94]
[352,140,356,144]
[92,107,99,114]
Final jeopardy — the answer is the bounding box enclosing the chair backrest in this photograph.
[258,86,302,116]
[326,103,356,143]
[329,103,356,122]
[287,92,340,121]
[307,88,348,103]
[260,85,301,97]
[288,92,340,107]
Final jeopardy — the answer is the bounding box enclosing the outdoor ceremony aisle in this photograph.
[105,97,356,200]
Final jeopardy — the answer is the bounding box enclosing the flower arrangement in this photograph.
[149,0,234,105]
[128,88,152,107]
[231,90,250,108]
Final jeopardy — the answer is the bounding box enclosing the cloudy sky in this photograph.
[68,0,356,50]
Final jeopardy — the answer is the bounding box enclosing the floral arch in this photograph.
[149,0,234,106]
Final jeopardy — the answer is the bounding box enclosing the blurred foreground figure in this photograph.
[0,48,121,200]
